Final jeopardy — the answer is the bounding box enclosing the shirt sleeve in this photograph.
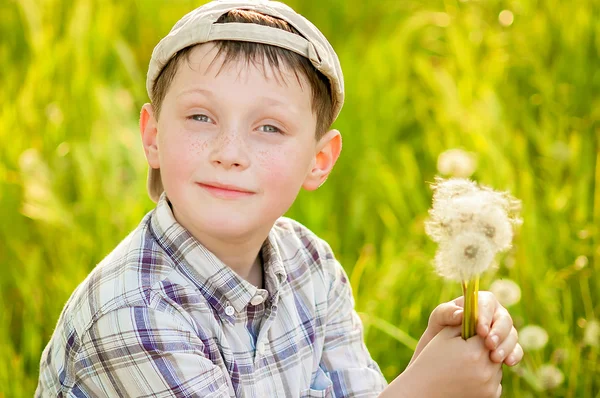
[70,307,231,397]
[319,259,388,398]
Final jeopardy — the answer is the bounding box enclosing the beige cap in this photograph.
[145,0,344,202]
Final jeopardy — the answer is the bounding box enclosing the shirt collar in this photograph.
[149,193,287,322]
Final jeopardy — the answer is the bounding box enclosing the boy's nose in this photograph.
[208,130,250,170]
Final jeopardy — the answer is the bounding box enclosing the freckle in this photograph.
[191,141,209,153]
[258,150,273,167]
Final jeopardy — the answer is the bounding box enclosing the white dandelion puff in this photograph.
[474,204,514,251]
[428,195,514,251]
[519,325,549,351]
[583,320,599,347]
[425,178,522,278]
[498,10,515,27]
[435,232,495,281]
[489,279,521,307]
[437,149,478,178]
[426,186,482,243]
[425,177,522,340]
[537,364,564,390]
[430,178,479,205]
[574,255,588,270]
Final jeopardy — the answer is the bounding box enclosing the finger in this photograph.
[428,302,464,332]
[490,327,518,363]
[451,295,465,308]
[504,342,524,367]
[477,291,496,337]
[496,384,503,398]
[485,308,513,350]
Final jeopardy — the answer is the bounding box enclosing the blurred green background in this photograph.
[1,0,599,396]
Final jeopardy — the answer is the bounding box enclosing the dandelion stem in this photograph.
[461,276,479,339]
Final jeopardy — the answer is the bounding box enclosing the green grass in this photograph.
[1,0,599,396]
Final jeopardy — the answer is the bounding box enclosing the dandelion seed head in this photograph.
[498,10,514,27]
[475,205,513,251]
[427,191,486,241]
[537,364,564,390]
[431,177,479,204]
[435,232,495,281]
[426,178,522,280]
[426,197,472,242]
[437,149,477,178]
[424,218,453,243]
[489,279,521,307]
[574,255,588,270]
[519,325,549,351]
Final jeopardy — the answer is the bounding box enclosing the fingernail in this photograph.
[491,335,499,348]
[497,349,505,360]
[507,354,516,365]
[453,310,463,319]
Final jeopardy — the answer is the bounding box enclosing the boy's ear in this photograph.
[140,103,160,169]
[302,129,342,191]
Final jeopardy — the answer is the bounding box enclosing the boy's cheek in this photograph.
[258,147,300,180]
[159,149,198,188]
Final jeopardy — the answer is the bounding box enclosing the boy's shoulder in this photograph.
[271,216,342,282]
[273,216,334,257]
[59,211,179,337]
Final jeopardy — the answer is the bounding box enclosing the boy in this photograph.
[36,1,522,397]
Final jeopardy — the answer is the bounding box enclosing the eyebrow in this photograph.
[176,87,298,112]
[176,87,215,100]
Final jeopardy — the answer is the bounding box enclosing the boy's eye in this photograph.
[189,114,213,123]
[258,125,281,134]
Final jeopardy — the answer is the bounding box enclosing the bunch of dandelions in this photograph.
[425,178,522,339]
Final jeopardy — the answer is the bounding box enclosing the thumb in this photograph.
[429,302,464,331]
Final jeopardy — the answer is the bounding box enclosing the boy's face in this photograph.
[140,43,341,242]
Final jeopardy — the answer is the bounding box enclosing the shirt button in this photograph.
[224,305,235,316]
[250,295,264,306]
[257,341,266,355]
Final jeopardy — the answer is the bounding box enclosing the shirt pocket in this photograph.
[300,367,333,398]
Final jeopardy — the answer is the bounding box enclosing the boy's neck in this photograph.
[214,244,264,289]
[199,234,265,288]
[246,254,264,289]
[169,203,266,289]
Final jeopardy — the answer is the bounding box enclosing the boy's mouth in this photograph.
[196,182,255,199]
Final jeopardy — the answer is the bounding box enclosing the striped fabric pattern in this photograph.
[36,194,387,397]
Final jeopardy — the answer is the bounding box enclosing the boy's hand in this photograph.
[413,291,523,367]
[394,326,503,398]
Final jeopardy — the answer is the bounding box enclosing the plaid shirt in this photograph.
[36,194,387,397]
